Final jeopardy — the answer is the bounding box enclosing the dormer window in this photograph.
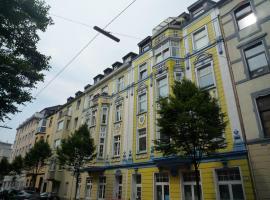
[141,44,150,53]
[193,6,204,18]
[235,3,256,30]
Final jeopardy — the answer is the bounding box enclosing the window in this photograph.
[155,173,170,200]
[193,7,204,18]
[142,44,150,53]
[138,93,147,113]
[257,94,270,137]
[115,175,122,199]
[64,182,69,196]
[139,63,147,80]
[57,121,64,131]
[101,107,108,124]
[91,110,97,126]
[85,177,93,200]
[193,27,208,50]
[174,71,183,82]
[67,106,72,116]
[74,117,78,128]
[182,171,202,200]
[134,174,142,200]
[54,139,61,149]
[118,76,124,91]
[244,41,269,78]
[98,127,106,158]
[49,117,53,127]
[216,168,244,200]
[197,64,215,89]
[115,104,122,122]
[235,3,256,30]
[66,119,70,129]
[76,178,81,200]
[157,77,168,98]
[155,42,170,64]
[98,176,106,200]
[171,41,180,57]
[113,135,121,157]
[101,86,108,94]
[76,100,81,110]
[137,129,147,153]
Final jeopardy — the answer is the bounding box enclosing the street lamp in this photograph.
[93,26,120,42]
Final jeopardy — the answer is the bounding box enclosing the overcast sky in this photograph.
[0,0,198,144]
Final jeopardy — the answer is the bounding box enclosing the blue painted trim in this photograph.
[83,150,247,172]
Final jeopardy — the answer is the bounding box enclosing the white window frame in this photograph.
[181,171,203,200]
[154,173,170,200]
[137,128,147,154]
[101,85,108,94]
[98,126,106,158]
[139,63,147,80]
[115,104,122,122]
[54,139,61,149]
[101,106,108,125]
[195,61,216,90]
[113,135,121,157]
[57,120,64,131]
[114,175,123,199]
[156,75,169,99]
[91,109,97,126]
[215,167,245,200]
[192,26,209,51]
[138,93,147,113]
[174,70,183,82]
[132,174,142,200]
[117,76,124,92]
[98,176,106,200]
[85,177,93,200]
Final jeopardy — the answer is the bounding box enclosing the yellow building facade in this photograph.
[39,0,256,200]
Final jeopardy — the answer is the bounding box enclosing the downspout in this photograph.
[218,15,258,199]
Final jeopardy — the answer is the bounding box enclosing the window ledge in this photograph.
[114,120,122,124]
[137,111,147,116]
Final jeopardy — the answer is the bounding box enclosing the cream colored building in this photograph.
[219,0,270,199]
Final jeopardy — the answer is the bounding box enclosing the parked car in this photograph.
[15,190,40,200]
[40,192,59,200]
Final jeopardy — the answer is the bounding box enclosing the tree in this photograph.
[0,157,11,179]
[154,79,226,200]
[11,155,24,175]
[0,0,53,121]
[24,140,52,188]
[57,124,96,200]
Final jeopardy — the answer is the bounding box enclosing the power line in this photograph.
[51,12,142,40]
[2,0,138,127]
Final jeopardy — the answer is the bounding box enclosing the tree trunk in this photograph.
[32,174,37,190]
[194,162,201,200]
[74,169,80,200]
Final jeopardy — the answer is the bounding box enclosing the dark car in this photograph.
[15,190,40,200]
[39,192,59,200]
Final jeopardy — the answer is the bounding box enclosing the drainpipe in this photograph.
[218,15,258,199]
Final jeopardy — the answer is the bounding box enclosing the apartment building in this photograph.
[218,0,270,198]
[41,1,256,200]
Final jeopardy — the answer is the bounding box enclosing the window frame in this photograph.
[117,76,125,92]
[98,176,106,200]
[192,26,209,51]
[101,106,108,125]
[243,40,270,79]
[115,104,122,122]
[138,93,147,114]
[139,63,148,80]
[156,75,169,99]
[98,126,106,158]
[91,109,97,126]
[195,61,216,90]
[137,128,147,154]
[255,93,270,138]
[85,177,93,200]
[234,2,256,30]
[113,135,121,157]
[57,120,64,131]
[215,167,245,200]
[154,173,170,200]
[181,171,203,200]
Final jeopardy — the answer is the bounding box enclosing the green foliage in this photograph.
[155,79,226,159]
[57,124,96,169]
[24,140,51,170]
[11,155,24,175]
[0,157,11,178]
[0,0,53,121]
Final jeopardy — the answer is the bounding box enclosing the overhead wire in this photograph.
[2,0,138,128]
[50,13,142,40]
